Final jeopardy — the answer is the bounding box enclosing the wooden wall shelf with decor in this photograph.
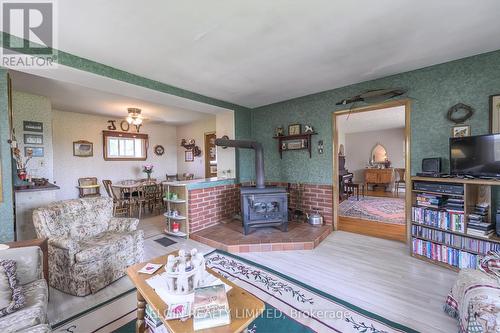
[410,176,500,272]
[273,132,317,159]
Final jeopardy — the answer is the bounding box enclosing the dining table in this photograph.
[111,179,164,217]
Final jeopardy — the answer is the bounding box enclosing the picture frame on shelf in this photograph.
[275,127,284,136]
[489,93,500,133]
[451,125,471,138]
[73,140,93,157]
[24,133,43,145]
[185,150,194,162]
[288,124,301,136]
[26,146,44,157]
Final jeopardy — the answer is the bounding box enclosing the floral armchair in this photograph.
[444,252,500,332]
[32,197,144,296]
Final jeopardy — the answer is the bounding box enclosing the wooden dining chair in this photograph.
[166,174,179,181]
[395,168,406,195]
[77,177,101,198]
[103,180,130,217]
[183,173,194,180]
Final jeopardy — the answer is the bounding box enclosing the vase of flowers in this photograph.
[143,164,154,181]
[13,147,32,181]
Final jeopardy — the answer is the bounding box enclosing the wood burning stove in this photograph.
[215,138,289,235]
[240,187,288,235]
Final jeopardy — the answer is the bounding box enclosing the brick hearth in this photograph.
[190,220,331,253]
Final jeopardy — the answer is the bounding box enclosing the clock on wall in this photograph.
[154,145,165,156]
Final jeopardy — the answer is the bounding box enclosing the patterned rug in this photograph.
[339,196,405,225]
[115,250,417,333]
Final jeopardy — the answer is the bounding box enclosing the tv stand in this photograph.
[411,176,500,271]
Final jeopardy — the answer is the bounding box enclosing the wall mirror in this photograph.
[103,131,148,161]
[370,143,388,165]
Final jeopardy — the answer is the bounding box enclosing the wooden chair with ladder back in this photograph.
[395,168,406,195]
[102,179,130,217]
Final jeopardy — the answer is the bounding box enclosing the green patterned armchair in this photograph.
[0,246,51,333]
[33,197,144,296]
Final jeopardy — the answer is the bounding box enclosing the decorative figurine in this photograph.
[162,248,207,294]
[304,125,314,133]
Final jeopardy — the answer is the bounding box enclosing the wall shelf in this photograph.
[273,132,317,159]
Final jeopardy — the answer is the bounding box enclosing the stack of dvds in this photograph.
[467,203,494,238]
[412,238,479,269]
[416,194,444,209]
[444,197,464,212]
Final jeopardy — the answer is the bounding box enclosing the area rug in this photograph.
[113,250,417,333]
[339,196,405,225]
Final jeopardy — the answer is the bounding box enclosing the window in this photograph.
[103,131,148,160]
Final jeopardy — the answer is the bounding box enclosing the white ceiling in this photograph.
[337,106,405,134]
[48,0,500,108]
[10,69,229,125]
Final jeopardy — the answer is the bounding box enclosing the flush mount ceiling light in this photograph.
[126,107,143,125]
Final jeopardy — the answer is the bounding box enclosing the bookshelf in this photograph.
[410,176,500,271]
[163,183,189,238]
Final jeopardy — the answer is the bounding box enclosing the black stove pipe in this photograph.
[214,138,265,189]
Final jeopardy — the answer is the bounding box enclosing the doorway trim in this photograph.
[204,131,217,178]
[331,99,412,243]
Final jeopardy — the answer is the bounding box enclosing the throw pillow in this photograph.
[0,260,25,317]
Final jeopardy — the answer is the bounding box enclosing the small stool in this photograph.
[346,183,365,201]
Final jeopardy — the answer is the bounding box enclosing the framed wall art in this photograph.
[26,147,44,157]
[489,93,500,133]
[23,121,43,132]
[24,133,43,145]
[73,140,93,157]
[451,125,471,138]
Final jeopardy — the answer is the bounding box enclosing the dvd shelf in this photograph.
[411,176,500,271]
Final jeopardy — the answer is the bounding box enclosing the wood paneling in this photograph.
[338,216,406,242]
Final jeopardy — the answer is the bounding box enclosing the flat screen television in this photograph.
[450,133,500,177]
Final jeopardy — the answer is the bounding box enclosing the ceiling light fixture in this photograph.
[126,108,143,125]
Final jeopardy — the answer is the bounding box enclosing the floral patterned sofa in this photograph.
[0,246,51,333]
[444,252,500,332]
[33,197,144,296]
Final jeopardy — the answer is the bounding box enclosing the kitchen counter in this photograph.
[15,182,59,240]
[15,182,60,192]
[163,177,236,190]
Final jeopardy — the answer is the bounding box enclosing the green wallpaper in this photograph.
[250,50,500,184]
[0,69,14,242]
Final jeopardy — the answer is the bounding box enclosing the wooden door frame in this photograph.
[332,99,412,243]
[204,131,216,178]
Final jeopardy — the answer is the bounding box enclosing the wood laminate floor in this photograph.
[141,219,458,333]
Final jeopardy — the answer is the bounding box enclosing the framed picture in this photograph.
[288,124,301,136]
[451,125,471,138]
[73,140,93,157]
[24,133,43,145]
[185,150,194,162]
[26,147,44,157]
[210,165,217,174]
[489,93,500,133]
[23,121,43,132]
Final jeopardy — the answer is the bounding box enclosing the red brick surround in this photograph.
[188,184,240,233]
[287,183,333,225]
[247,182,333,226]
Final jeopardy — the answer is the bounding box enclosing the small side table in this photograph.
[346,183,365,201]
